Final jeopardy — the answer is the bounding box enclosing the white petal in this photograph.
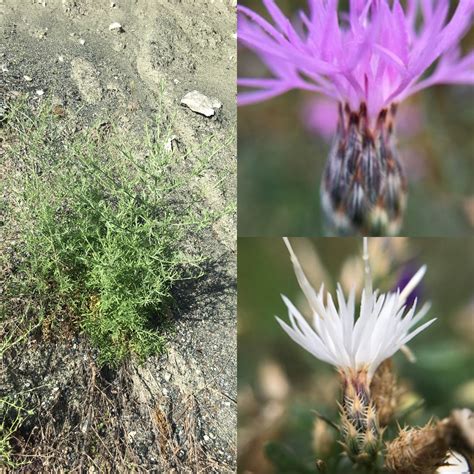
[399,265,426,304]
[408,302,432,329]
[401,318,437,346]
[283,238,325,315]
[275,316,336,365]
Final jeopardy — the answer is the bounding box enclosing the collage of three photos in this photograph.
[1,0,473,472]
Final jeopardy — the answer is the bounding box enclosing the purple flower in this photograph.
[238,0,474,236]
[238,0,474,124]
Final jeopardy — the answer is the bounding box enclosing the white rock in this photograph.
[24,75,32,82]
[58,55,64,63]
[109,22,123,32]
[180,90,222,117]
[79,38,86,45]
[36,89,44,96]
[164,136,178,153]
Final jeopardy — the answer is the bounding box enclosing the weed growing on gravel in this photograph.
[0,398,33,469]
[0,308,38,469]
[3,96,227,366]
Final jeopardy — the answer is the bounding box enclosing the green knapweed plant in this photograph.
[3,96,229,366]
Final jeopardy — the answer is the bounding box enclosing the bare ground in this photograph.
[0,0,236,471]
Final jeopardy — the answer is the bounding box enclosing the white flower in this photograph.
[277,238,436,381]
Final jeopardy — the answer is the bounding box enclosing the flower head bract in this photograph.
[276,237,436,381]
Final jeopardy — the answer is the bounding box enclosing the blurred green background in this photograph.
[238,1,474,236]
[238,237,474,472]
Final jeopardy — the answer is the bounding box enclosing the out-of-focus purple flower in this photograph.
[302,96,339,140]
[238,0,474,124]
[302,97,424,141]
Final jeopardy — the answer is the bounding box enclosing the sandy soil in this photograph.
[1,0,236,471]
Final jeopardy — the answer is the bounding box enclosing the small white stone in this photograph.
[24,75,32,82]
[109,22,123,32]
[58,55,64,63]
[164,136,178,153]
[79,38,85,45]
[36,89,44,96]
[181,90,222,117]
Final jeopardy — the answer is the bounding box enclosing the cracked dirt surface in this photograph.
[1,0,236,471]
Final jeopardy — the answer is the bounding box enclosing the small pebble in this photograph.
[79,38,85,45]
[109,22,123,32]
[36,90,44,96]
[164,136,178,153]
[23,75,32,82]
[181,90,222,117]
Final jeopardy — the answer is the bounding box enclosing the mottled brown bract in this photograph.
[321,102,407,236]
[370,359,399,427]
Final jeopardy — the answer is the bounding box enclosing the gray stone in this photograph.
[180,90,222,117]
